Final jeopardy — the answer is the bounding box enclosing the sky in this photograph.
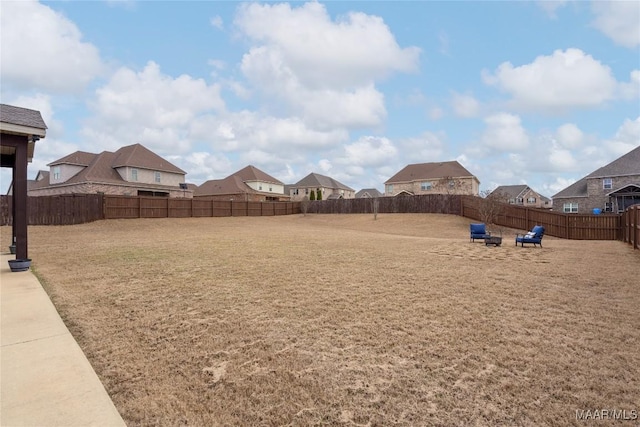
[1,0,639,197]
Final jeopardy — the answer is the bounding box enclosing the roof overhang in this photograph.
[607,184,640,196]
[0,122,47,163]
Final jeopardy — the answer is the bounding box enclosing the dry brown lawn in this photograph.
[2,214,639,426]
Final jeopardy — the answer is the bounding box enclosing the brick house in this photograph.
[194,165,289,201]
[384,161,479,196]
[355,188,383,198]
[287,172,355,201]
[552,145,640,214]
[27,143,190,197]
[490,184,551,209]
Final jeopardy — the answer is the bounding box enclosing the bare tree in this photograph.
[478,189,508,234]
[300,195,310,216]
[435,175,464,213]
[371,197,380,220]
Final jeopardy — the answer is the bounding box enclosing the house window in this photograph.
[293,189,299,195]
[269,186,272,192]
[604,202,614,212]
[603,178,612,190]
[155,171,161,183]
[53,166,61,180]
[305,188,309,194]
[563,202,578,213]
[131,168,138,181]
[386,184,393,194]
[421,182,432,191]
[527,197,536,204]
[448,180,455,188]
[259,185,263,190]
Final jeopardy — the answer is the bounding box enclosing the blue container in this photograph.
[592,208,601,215]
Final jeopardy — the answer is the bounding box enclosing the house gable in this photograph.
[492,184,551,208]
[552,146,640,213]
[194,165,289,201]
[233,165,285,194]
[29,144,188,198]
[385,161,479,196]
[289,172,355,200]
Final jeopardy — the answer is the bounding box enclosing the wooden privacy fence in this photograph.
[460,196,623,240]
[621,204,640,250]
[1,194,636,247]
[0,194,104,225]
[308,194,463,215]
[103,196,300,219]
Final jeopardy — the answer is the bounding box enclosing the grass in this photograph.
[2,214,639,426]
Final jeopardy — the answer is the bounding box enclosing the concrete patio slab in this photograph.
[1,253,126,427]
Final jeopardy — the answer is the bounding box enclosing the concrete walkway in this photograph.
[1,253,126,426]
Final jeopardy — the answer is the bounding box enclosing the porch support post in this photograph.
[13,138,29,259]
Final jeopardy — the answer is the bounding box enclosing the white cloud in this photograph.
[210,15,224,30]
[481,113,529,151]
[603,116,640,156]
[343,136,398,167]
[0,0,103,93]
[235,2,420,89]
[556,123,584,149]
[235,2,419,130]
[179,152,233,184]
[548,146,578,170]
[83,61,225,153]
[537,0,568,19]
[189,111,349,153]
[397,131,446,163]
[546,176,576,196]
[483,48,618,110]
[591,1,640,48]
[451,92,480,118]
[618,70,640,100]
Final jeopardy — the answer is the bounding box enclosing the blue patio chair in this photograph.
[515,225,545,247]
[470,223,491,242]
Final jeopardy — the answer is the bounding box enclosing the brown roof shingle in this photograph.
[232,165,284,184]
[553,146,640,199]
[293,173,354,191]
[0,104,47,130]
[112,143,186,174]
[385,161,477,184]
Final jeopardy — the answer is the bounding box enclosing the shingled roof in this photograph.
[194,165,285,197]
[293,172,354,191]
[0,104,47,131]
[356,188,383,198]
[111,143,186,174]
[48,151,97,167]
[194,175,250,196]
[385,161,477,184]
[234,165,283,185]
[553,146,640,199]
[48,143,185,175]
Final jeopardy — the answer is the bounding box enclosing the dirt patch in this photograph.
[2,214,638,426]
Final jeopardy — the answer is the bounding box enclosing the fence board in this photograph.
[0,194,104,225]
[0,194,630,246]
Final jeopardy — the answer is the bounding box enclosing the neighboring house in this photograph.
[288,172,355,200]
[490,185,551,209]
[194,165,289,201]
[355,188,383,198]
[27,143,190,198]
[384,161,480,196]
[552,145,640,214]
